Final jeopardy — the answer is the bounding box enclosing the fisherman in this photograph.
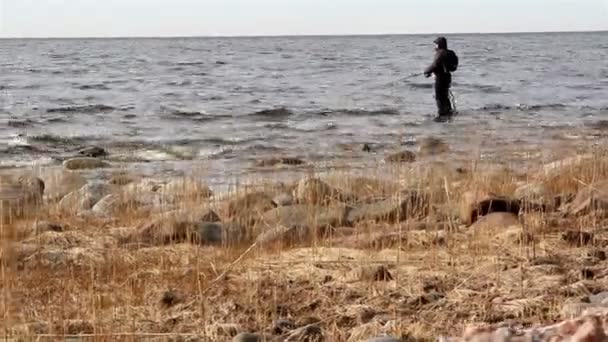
[424,37,458,117]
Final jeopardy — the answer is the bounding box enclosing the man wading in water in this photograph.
[424,37,458,118]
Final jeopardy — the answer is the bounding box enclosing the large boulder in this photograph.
[37,168,87,202]
[63,157,110,170]
[0,174,45,222]
[261,205,350,230]
[256,205,349,246]
[323,176,400,202]
[78,146,107,158]
[58,182,111,214]
[294,178,352,205]
[459,190,521,226]
[418,137,450,157]
[565,180,608,217]
[347,192,429,224]
[134,211,245,246]
[225,191,277,225]
[159,177,214,201]
[384,150,416,163]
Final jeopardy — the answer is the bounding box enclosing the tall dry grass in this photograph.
[3,146,608,341]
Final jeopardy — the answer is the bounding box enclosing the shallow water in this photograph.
[1,32,607,182]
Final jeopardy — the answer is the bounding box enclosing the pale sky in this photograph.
[1,0,607,38]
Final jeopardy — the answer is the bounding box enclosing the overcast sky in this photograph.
[1,0,607,38]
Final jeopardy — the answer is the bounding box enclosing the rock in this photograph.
[560,302,608,319]
[161,289,185,307]
[33,221,65,234]
[459,191,521,226]
[418,137,449,156]
[134,218,197,245]
[562,231,594,247]
[347,192,428,224]
[0,174,45,222]
[359,265,393,282]
[284,324,323,341]
[124,179,163,193]
[24,247,104,269]
[323,176,400,201]
[233,333,264,342]
[63,157,110,170]
[589,292,608,305]
[256,205,349,245]
[58,182,111,214]
[90,191,170,216]
[256,157,306,167]
[514,182,549,200]
[365,338,400,342]
[273,192,294,207]
[206,323,242,338]
[38,169,87,202]
[469,212,520,230]
[385,150,416,163]
[135,218,244,246]
[226,191,276,225]
[566,180,608,217]
[109,174,135,186]
[262,205,350,230]
[195,223,224,245]
[571,317,606,342]
[272,319,296,334]
[62,319,95,335]
[294,178,351,205]
[160,177,213,200]
[542,154,593,177]
[78,146,107,158]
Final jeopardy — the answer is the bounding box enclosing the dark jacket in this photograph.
[424,37,451,80]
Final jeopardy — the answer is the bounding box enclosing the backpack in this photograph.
[444,49,459,72]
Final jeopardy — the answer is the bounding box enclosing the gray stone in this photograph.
[589,292,608,305]
[262,205,350,230]
[347,192,428,224]
[384,150,416,163]
[79,146,107,158]
[566,180,608,217]
[0,174,45,222]
[284,324,323,341]
[233,333,263,342]
[59,182,111,214]
[273,192,294,207]
[366,338,400,342]
[272,319,296,334]
[63,157,110,170]
[418,137,449,156]
[294,178,351,205]
[38,168,87,202]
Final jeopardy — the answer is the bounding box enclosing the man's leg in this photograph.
[436,81,452,116]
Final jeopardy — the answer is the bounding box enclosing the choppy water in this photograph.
[1,32,608,182]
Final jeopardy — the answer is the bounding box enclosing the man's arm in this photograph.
[424,51,443,77]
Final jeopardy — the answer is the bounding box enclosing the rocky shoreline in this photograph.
[3,142,608,341]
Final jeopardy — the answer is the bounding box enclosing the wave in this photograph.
[8,119,37,128]
[477,103,570,112]
[176,61,205,66]
[407,83,434,89]
[516,104,567,111]
[249,107,294,118]
[76,84,111,91]
[46,104,117,114]
[315,108,400,116]
[160,106,230,121]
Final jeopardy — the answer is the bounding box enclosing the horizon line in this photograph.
[1,28,607,40]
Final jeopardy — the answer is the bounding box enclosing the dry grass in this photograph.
[4,146,608,341]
